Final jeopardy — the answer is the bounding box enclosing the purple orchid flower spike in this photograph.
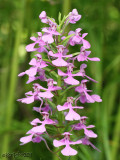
[42,22,60,43]
[76,46,100,62]
[57,97,83,121]
[48,45,72,66]
[18,10,102,157]
[58,63,81,85]
[26,32,47,52]
[81,136,101,152]
[31,112,57,133]
[75,79,102,103]
[68,9,81,24]
[18,54,48,78]
[72,116,97,138]
[53,132,82,156]
[39,11,49,24]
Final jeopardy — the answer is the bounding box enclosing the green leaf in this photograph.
[58,12,62,24]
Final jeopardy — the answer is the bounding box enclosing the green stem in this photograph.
[57,75,63,126]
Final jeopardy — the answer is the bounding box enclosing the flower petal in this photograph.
[64,76,79,85]
[61,145,77,156]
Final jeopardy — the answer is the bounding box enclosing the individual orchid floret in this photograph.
[68,28,91,49]
[48,45,72,66]
[39,11,49,24]
[42,22,60,43]
[26,32,47,52]
[75,64,97,83]
[18,54,48,78]
[33,102,52,115]
[68,9,81,24]
[68,28,82,46]
[57,97,83,121]
[17,82,55,106]
[20,128,43,145]
[75,46,100,62]
[38,79,61,98]
[81,136,101,152]
[26,68,47,84]
[20,123,54,154]
[75,79,102,103]
[31,112,57,133]
[72,116,97,138]
[58,63,80,85]
[53,132,82,156]
[17,83,43,104]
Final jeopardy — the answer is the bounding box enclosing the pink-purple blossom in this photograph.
[81,136,101,152]
[68,9,81,24]
[53,132,82,156]
[26,32,47,53]
[18,54,48,78]
[31,113,57,133]
[75,46,100,62]
[57,97,83,121]
[75,79,102,103]
[72,116,97,138]
[18,9,102,158]
[48,45,72,66]
[68,28,91,48]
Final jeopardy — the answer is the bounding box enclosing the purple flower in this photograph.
[58,63,80,85]
[75,47,100,62]
[48,45,72,66]
[75,64,98,83]
[75,79,102,103]
[26,32,47,52]
[68,9,81,24]
[42,22,60,43]
[26,68,47,84]
[20,129,43,145]
[33,102,52,115]
[17,83,55,106]
[81,136,101,152]
[18,54,48,78]
[38,79,61,98]
[39,11,49,24]
[53,132,82,156]
[69,28,91,49]
[57,97,83,121]
[72,116,97,138]
[31,112,56,133]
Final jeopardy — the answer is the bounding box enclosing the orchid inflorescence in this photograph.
[18,9,102,158]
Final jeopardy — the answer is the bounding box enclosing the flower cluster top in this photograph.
[18,9,102,158]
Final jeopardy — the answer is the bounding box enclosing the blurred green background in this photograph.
[0,0,120,160]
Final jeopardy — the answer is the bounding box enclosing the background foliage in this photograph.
[0,0,119,160]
